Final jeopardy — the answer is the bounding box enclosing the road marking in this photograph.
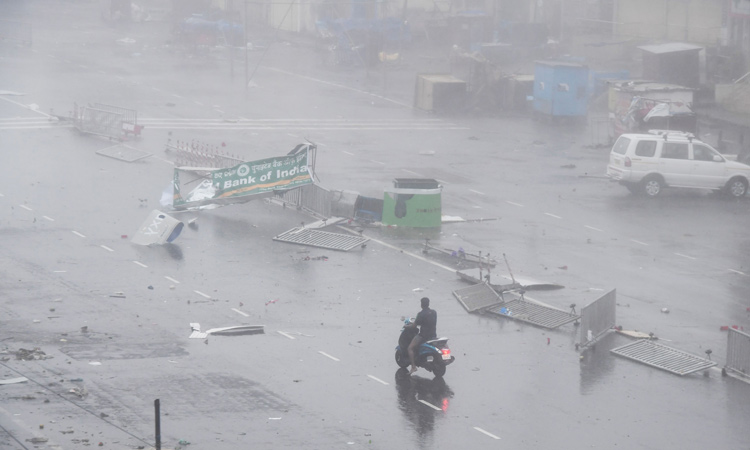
[100,245,114,252]
[630,239,648,246]
[369,159,385,165]
[194,290,211,299]
[164,276,180,284]
[367,375,389,385]
[79,64,88,69]
[584,225,604,232]
[194,100,203,106]
[728,268,747,275]
[172,94,184,99]
[133,261,148,268]
[402,169,423,176]
[544,212,562,219]
[215,109,225,114]
[469,189,486,196]
[53,270,67,273]
[473,427,501,440]
[97,70,106,75]
[152,87,161,92]
[72,231,86,238]
[435,179,448,185]
[418,399,441,411]
[674,252,697,260]
[342,151,354,156]
[232,308,249,317]
[506,200,524,207]
[19,204,32,211]
[277,331,296,340]
[43,216,54,222]
[318,351,340,362]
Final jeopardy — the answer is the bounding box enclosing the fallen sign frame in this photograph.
[273,226,369,251]
[610,339,716,376]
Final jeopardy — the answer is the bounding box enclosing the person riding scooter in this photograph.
[406,297,437,374]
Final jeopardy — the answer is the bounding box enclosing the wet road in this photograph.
[2,1,750,449]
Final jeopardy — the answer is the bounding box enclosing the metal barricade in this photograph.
[93,103,142,137]
[724,327,750,381]
[0,20,32,46]
[74,106,124,140]
[578,289,616,350]
[300,184,332,218]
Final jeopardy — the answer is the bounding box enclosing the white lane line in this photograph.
[630,239,648,246]
[469,189,486,196]
[194,101,203,106]
[133,261,148,268]
[506,200,524,207]
[232,308,249,317]
[172,93,184,99]
[97,70,106,75]
[152,87,161,92]
[165,276,181,284]
[342,151,354,156]
[194,290,212,299]
[277,331,296,340]
[418,399,441,411]
[728,269,747,276]
[369,159,386,165]
[72,231,86,238]
[473,427,501,440]
[367,375,389,385]
[584,225,604,232]
[19,204,32,211]
[43,216,54,222]
[674,252,697,260]
[79,64,89,69]
[53,270,67,273]
[215,109,225,114]
[402,169,423,176]
[544,212,562,219]
[100,245,114,252]
[318,351,340,362]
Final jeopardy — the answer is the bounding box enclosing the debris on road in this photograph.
[132,210,184,246]
[189,323,264,338]
[0,377,29,385]
[15,348,52,360]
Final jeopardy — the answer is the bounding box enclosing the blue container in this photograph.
[533,61,589,117]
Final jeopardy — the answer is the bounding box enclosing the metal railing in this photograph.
[279,183,332,218]
[724,327,750,381]
[578,289,617,350]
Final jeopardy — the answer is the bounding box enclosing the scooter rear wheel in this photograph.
[395,350,410,368]
[432,360,446,377]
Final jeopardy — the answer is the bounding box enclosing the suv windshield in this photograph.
[612,136,630,155]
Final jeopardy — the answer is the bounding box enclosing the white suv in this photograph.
[606,131,750,197]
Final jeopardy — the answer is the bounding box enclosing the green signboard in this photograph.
[174,148,313,209]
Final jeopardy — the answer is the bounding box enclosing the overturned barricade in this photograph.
[273,226,368,251]
[452,282,579,330]
[71,103,141,141]
[723,327,750,382]
[610,339,716,376]
[576,289,617,351]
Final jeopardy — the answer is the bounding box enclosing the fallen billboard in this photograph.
[172,145,314,210]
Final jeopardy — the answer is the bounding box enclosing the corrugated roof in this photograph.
[638,42,703,54]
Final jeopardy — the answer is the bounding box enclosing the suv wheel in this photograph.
[642,176,663,197]
[725,178,748,198]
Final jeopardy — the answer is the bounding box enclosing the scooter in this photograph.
[395,318,455,377]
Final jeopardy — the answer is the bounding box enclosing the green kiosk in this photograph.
[382,178,442,228]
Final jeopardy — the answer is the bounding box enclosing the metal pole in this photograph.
[154,399,161,450]
[244,0,249,91]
